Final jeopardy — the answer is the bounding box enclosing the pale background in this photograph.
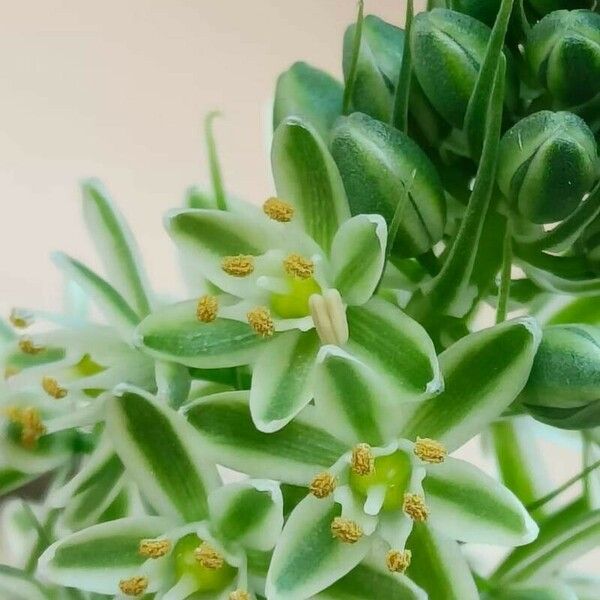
[0,0,596,575]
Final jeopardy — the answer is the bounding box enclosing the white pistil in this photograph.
[309,289,348,346]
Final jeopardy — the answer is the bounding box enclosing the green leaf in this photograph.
[82,179,152,317]
[399,318,541,451]
[0,565,51,600]
[547,295,600,326]
[135,300,268,369]
[38,516,171,594]
[266,496,371,600]
[105,388,219,521]
[183,391,348,485]
[272,117,350,253]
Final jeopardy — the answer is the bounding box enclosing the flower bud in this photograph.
[497,111,597,224]
[526,10,600,109]
[521,324,600,429]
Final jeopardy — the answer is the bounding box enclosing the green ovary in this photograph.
[173,534,237,593]
[349,451,412,511]
[270,276,321,318]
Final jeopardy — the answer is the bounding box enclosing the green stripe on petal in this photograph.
[183,391,348,485]
[331,214,387,305]
[423,457,538,546]
[399,318,541,451]
[272,117,350,253]
[0,565,51,600]
[0,468,35,495]
[347,296,441,400]
[38,516,171,594]
[266,496,371,600]
[490,583,578,600]
[135,300,268,369]
[250,329,320,433]
[106,388,219,522]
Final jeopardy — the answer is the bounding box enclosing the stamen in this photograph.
[331,517,363,543]
[309,472,337,498]
[139,538,171,559]
[118,576,148,597]
[194,542,224,569]
[386,549,412,573]
[221,255,254,277]
[5,407,46,449]
[351,443,374,476]
[229,591,250,600]
[403,493,429,522]
[196,295,219,323]
[4,366,20,379]
[42,376,68,399]
[263,197,294,222]
[18,337,44,355]
[9,308,33,329]
[247,307,274,338]
[414,437,447,464]
[283,254,314,279]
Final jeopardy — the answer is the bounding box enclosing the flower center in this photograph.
[349,450,412,511]
[270,275,321,318]
[173,534,236,593]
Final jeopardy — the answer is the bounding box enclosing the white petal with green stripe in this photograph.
[183,391,348,485]
[0,565,51,600]
[331,214,386,305]
[490,582,578,600]
[105,387,220,522]
[399,318,541,451]
[250,329,320,433]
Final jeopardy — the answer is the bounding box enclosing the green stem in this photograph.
[526,457,600,512]
[496,217,512,324]
[391,0,414,132]
[204,111,227,210]
[23,503,59,574]
[342,0,364,115]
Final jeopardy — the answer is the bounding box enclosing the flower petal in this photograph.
[491,583,578,600]
[0,565,51,600]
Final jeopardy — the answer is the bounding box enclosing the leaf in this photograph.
[266,496,371,600]
[105,388,219,522]
[0,565,51,600]
[183,391,348,485]
[272,117,350,253]
[398,318,541,451]
[547,295,600,326]
[135,300,268,369]
[38,516,172,594]
[82,179,152,317]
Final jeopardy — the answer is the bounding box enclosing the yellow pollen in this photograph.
[283,254,314,279]
[414,437,447,464]
[194,542,224,569]
[247,307,274,338]
[118,576,148,597]
[331,517,363,543]
[196,295,219,323]
[229,591,251,600]
[263,197,294,222]
[42,376,68,399]
[351,443,374,476]
[139,538,171,559]
[386,549,412,573]
[5,407,46,449]
[18,337,44,355]
[9,309,32,329]
[4,366,20,380]
[309,472,337,499]
[221,255,255,277]
[403,493,429,522]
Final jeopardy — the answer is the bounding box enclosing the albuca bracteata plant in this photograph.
[1,0,600,598]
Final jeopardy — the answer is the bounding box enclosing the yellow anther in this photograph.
[309,472,337,499]
[247,307,274,338]
[118,576,148,597]
[386,549,412,573]
[221,255,254,277]
[194,542,224,569]
[42,376,68,399]
[18,337,44,355]
[139,538,171,559]
[229,591,251,600]
[403,493,429,522]
[4,366,20,380]
[331,517,363,543]
[414,437,447,464]
[5,407,46,449]
[9,309,32,329]
[283,253,314,279]
[351,443,374,476]
[263,197,294,222]
[196,295,219,323]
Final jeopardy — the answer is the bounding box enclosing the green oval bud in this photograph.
[410,9,517,129]
[330,112,446,257]
[521,324,600,429]
[526,10,600,108]
[497,111,597,224]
